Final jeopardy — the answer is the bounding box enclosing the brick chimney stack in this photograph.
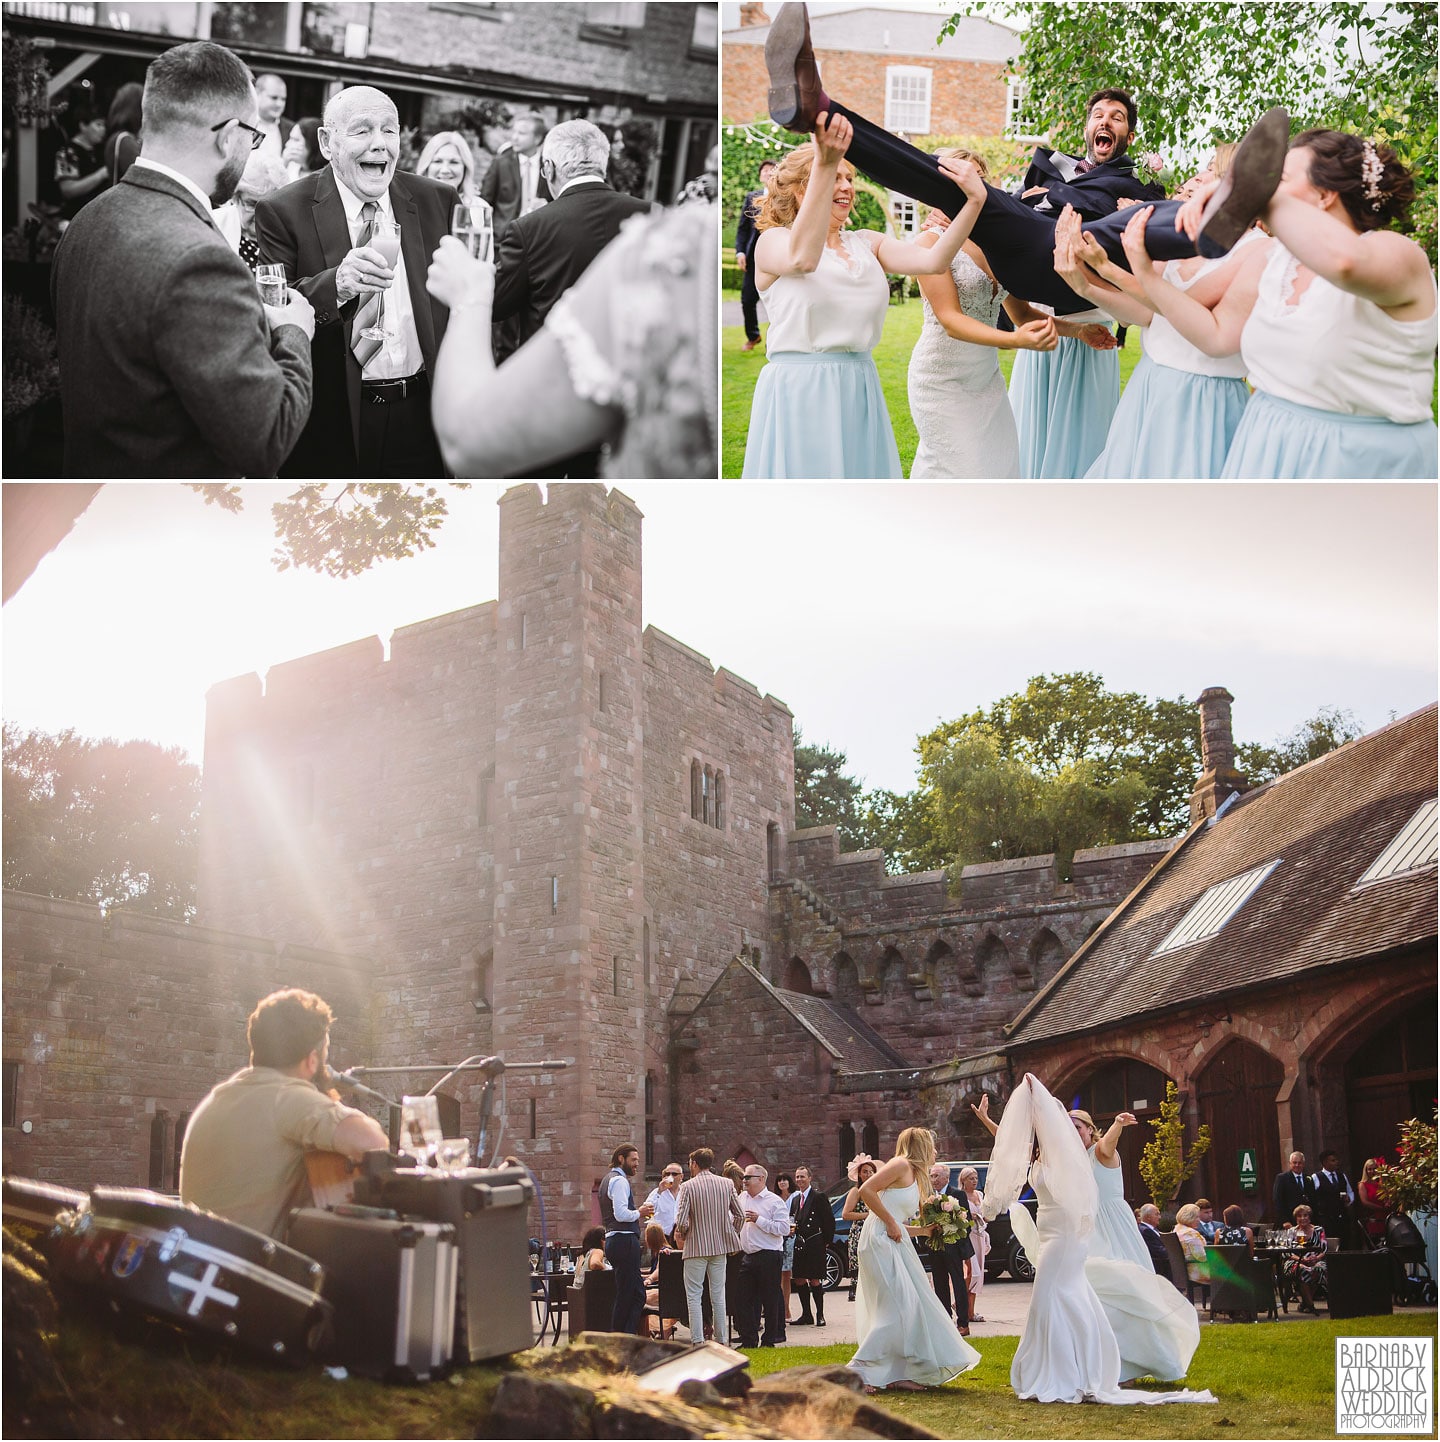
[1189,686,1248,824]
[740,2,770,25]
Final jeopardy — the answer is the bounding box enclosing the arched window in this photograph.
[691,759,702,819]
[702,765,712,824]
[148,1111,169,1189]
[767,822,781,880]
[861,1120,880,1156]
[714,770,725,830]
[838,1120,856,1172]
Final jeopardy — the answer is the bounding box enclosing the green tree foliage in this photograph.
[793,733,873,850]
[1236,704,1363,784]
[947,2,1438,258]
[1373,1106,1438,1216]
[1138,1080,1213,1208]
[2,726,200,919]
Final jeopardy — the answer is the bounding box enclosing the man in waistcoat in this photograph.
[601,1142,654,1334]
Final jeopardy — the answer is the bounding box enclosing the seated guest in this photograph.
[1195,1199,1220,1243]
[1137,1203,1173,1280]
[1215,1204,1255,1254]
[1173,1203,1209,1285]
[418,130,479,201]
[180,987,388,1238]
[581,1224,609,1273]
[1281,1204,1328,1313]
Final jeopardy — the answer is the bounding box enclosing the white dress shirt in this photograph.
[605,1170,642,1231]
[517,150,542,209]
[644,1184,678,1235]
[739,1187,789,1253]
[334,175,421,380]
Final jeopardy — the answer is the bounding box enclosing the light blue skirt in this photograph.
[1086,355,1250,478]
[1221,390,1440,478]
[1010,334,1121,479]
[742,351,903,479]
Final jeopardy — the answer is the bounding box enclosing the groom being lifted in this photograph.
[761,3,1288,315]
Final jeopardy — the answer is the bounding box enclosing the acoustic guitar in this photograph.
[304,1150,360,1211]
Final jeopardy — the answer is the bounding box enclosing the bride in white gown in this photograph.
[983,1076,1216,1406]
[847,1127,981,1392]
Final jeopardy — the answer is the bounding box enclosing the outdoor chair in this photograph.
[1205,1244,1276,1322]
[568,1265,618,1340]
[1160,1231,1189,1295]
[640,1251,686,1340]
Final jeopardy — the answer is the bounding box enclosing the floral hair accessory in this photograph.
[1361,139,1385,211]
[847,1152,875,1181]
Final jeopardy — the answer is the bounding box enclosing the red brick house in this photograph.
[1005,697,1438,1220]
[724,3,1026,139]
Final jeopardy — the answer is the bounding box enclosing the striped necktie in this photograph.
[351,200,382,368]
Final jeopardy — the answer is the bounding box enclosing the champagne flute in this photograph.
[255,263,288,308]
[361,216,402,342]
[451,198,494,262]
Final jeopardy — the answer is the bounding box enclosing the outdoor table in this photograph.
[1255,1244,1312,1313]
[531,1264,574,1344]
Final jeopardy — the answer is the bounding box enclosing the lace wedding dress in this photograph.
[907,247,1021,479]
[847,1179,981,1389]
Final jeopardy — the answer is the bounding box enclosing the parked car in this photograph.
[825,1159,1038,1289]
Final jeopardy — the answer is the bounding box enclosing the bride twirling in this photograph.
[847,1127,981,1392]
[983,1074,1216,1406]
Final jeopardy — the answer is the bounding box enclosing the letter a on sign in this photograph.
[1237,1149,1258,1193]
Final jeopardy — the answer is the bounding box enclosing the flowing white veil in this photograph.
[981,1073,1097,1237]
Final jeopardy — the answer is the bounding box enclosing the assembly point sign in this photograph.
[1336,1337,1434,1434]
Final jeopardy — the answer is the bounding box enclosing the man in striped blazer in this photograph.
[674,1147,746,1345]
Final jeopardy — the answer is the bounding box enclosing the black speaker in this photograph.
[1327,1251,1393,1320]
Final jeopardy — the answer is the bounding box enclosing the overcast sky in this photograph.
[3,482,1435,797]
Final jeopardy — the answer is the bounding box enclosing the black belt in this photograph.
[362,370,427,404]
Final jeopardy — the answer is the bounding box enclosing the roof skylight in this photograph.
[1152,860,1281,956]
[1355,798,1438,888]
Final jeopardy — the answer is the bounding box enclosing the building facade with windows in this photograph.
[3,0,716,231]
[722,4,1021,139]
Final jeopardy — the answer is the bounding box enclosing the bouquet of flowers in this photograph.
[916,1192,971,1253]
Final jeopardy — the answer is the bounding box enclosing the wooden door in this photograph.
[1195,1039,1284,1222]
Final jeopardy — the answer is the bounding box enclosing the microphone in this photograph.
[330,1068,396,1108]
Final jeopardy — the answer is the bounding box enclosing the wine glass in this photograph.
[255,263,288,308]
[399,1094,442,1170]
[451,199,494,262]
[436,1137,471,1175]
[361,216,402,342]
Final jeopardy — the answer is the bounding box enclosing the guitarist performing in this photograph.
[180,988,389,1238]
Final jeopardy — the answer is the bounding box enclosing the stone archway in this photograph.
[783,956,814,995]
[832,951,861,1008]
[1339,987,1437,1172]
[1194,1037,1284,1223]
[1067,1056,1173,1205]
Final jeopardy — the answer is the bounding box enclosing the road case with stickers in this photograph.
[51,1186,331,1363]
[2,1176,88,1253]
[286,1206,458,1381]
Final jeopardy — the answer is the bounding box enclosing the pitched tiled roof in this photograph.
[1008,705,1438,1046]
[774,987,909,1073]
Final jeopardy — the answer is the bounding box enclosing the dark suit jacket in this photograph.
[492,180,652,358]
[51,165,312,477]
[1272,1169,1317,1224]
[480,146,552,232]
[789,1187,835,1277]
[1310,1170,1352,1232]
[937,1185,976,1261]
[1139,1222,1172,1280]
[1020,148,1165,223]
[255,165,457,476]
[735,187,763,258]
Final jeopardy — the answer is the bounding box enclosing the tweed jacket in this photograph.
[51,165,312,477]
[254,164,457,475]
[675,1169,745,1259]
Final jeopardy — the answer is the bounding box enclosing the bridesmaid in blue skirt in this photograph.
[1122,130,1437,479]
[1008,322,1121,479]
[741,111,990,479]
[1050,156,1266,478]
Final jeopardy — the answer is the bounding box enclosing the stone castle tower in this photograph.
[197,485,795,1234]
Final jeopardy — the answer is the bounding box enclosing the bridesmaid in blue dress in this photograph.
[1122,131,1437,479]
[741,111,989,479]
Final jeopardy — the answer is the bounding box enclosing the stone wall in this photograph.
[2,892,372,1190]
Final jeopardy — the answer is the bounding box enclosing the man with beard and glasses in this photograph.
[51,41,314,476]
[256,84,458,478]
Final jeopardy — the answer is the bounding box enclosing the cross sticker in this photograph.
[169,1262,239,1317]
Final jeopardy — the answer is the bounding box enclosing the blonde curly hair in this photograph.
[755,142,855,231]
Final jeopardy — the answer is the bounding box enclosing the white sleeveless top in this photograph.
[762,229,889,354]
[1143,229,1264,379]
[1241,242,1439,421]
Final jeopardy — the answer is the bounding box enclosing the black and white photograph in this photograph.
[3,0,719,477]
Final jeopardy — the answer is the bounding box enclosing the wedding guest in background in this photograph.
[418,130,479,201]
[253,72,294,159]
[215,150,290,270]
[104,82,143,187]
[53,100,109,220]
[283,115,323,182]
[735,159,777,353]
[644,1162,685,1244]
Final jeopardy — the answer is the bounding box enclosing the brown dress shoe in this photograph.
[766,3,827,133]
[1197,106,1290,258]
[742,338,761,352]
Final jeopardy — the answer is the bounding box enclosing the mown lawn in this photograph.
[722,291,1143,478]
[739,1312,1439,1439]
